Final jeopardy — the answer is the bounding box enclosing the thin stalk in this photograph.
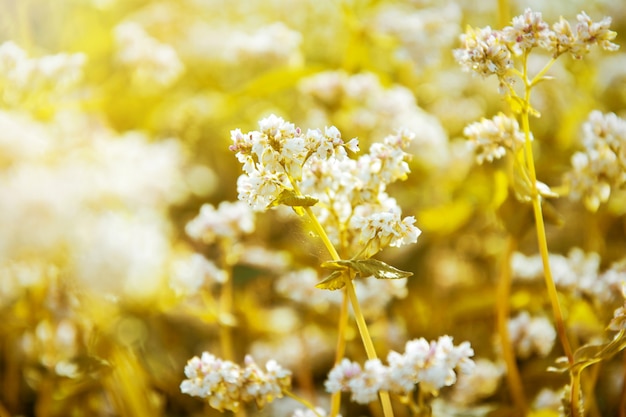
[284,390,324,417]
[519,52,576,416]
[218,242,237,362]
[303,205,394,417]
[619,351,626,417]
[330,292,350,417]
[496,237,527,413]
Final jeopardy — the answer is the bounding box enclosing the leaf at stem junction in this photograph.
[321,258,413,280]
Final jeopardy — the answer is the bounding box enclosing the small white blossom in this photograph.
[508,311,556,359]
[185,200,255,244]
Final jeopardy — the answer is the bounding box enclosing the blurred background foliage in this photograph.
[0,0,625,416]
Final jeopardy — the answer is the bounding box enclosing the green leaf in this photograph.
[321,258,412,280]
[315,270,346,290]
[267,189,318,209]
[550,329,626,374]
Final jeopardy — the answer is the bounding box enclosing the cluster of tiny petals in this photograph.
[454,9,618,90]
[453,25,513,82]
[564,111,626,211]
[230,115,357,211]
[180,352,291,412]
[232,116,420,257]
[507,311,556,359]
[185,200,255,244]
[325,336,475,403]
[463,113,526,164]
[350,211,420,258]
[502,9,552,55]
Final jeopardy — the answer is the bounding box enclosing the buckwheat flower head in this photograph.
[181,353,292,412]
[571,12,619,58]
[449,359,504,406]
[325,358,363,394]
[565,111,626,211]
[241,355,291,408]
[508,311,556,359]
[231,115,357,211]
[463,113,526,164]
[347,359,389,404]
[387,336,475,396]
[185,200,255,244]
[114,21,184,90]
[502,9,552,55]
[350,210,420,258]
[0,41,86,109]
[169,252,226,296]
[181,352,243,411]
[453,26,514,89]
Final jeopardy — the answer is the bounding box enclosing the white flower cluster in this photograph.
[462,112,527,164]
[185,200,256,244]
[180,352,291,412]
[373,3,461,73]
[454,9,618,91]
[169,252,226,296]
[511,248,625,305]
[507,311,556,359]
[0,41,86,109]
[298,71,450,169]
[186,22,302,69]
[564,111,626,211]
[448,358,504,406]
[301,129,421,257]
[325,336,475,404]
[231,114,358,211]
[231,115,420,258]
[114,21,184,90]
[0,110,189,302]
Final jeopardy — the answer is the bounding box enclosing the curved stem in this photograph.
[496,237,527,413]
[330,292,350,417]
[283,390,324,417]
[518,51,576,417]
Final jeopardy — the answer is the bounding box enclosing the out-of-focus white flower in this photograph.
[185,200,255,244]
[507,311,556,359]
[565,111,626,211]
[299,71,449,169]
[169,252,226,296]
[0,41,86,109]
[449,359,504,405]
[114,21,184,90]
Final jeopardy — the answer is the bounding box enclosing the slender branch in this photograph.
[283,390,324,417]
[496,237,527,413]
[302,205,394,417]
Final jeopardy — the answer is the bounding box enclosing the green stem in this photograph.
[520,54,574,366]
[518,51,576,416]
[302,205,394,417]
[497,237,527,413]
[330,292,350,417]
[283,390,324,417]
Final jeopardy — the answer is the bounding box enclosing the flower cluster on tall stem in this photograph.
[455,8,619,417]
[230,115,424,417]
